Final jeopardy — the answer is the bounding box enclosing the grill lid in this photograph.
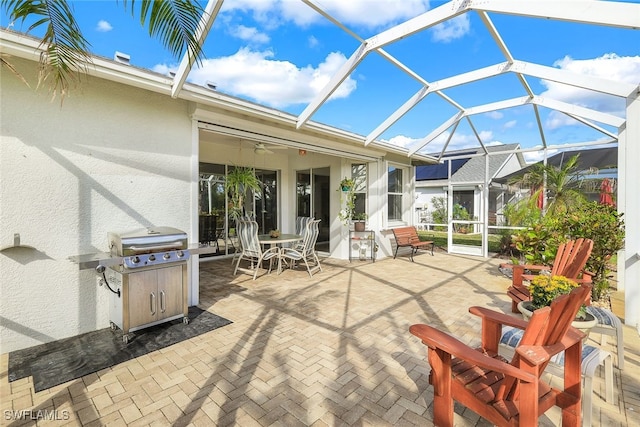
[109,226,188,256]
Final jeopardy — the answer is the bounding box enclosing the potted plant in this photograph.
[339,177,355,192]
[338,178,356,226]
[352,212,368,232]
[517,274,597,335]
[225,166,262,220]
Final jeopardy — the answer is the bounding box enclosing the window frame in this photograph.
[387,163,410,226]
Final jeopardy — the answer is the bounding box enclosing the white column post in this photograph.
[621,89,640,332]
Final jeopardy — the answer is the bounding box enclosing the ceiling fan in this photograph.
[253,142,288,155]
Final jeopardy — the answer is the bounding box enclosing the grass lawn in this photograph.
[417,230,505,254]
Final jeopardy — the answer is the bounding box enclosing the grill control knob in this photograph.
[176,250,184,258]
[148,254,156,261]
[131,256,140,264]
[163,253,171,260]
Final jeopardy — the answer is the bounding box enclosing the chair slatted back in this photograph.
[501,284,591,402]
[551,238,593,279]
[237,220,261,257]
[295,216,313,235]
[300,219,321,256]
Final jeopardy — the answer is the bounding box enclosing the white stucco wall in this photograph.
[1,59,193,353]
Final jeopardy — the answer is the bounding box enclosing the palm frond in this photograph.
[1,53,31,87]
[2,0,92,100]
[124,0,206,67]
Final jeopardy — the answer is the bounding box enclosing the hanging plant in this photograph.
[225,166,261,220]
[339,177,355,192]
[337,177,367,226]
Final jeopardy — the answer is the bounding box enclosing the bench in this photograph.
[391,226,434,261]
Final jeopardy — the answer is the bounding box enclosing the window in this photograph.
[352,164,367,216]
[388,165,403,222]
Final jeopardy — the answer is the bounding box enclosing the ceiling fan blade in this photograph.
[254,144,273,155]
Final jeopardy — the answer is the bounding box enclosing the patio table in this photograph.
[257,234,302,248]
[258,234,303,273]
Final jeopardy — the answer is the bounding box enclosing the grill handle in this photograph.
[129,242,183,252]
[150,292,156,315]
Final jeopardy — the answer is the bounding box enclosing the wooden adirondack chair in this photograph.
[503,238,594,312]
[410,284,591,427]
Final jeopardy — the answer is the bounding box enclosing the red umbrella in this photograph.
[599,178,615,206]
[531,185,544,209]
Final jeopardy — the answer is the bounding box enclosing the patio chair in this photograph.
[586,305,625,370]
[500,326,614,427]
[230,214,256,265]
[233,220,281,280]
[280,219,322,277]
[410,284,591,427]
[295,216,313,235]
[503,238,594,312]
[286,216,313,249]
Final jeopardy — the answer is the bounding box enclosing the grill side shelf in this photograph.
[68,253,124,270]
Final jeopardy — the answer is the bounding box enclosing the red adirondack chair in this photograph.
[503,238,594,312]
[410,284,591,426]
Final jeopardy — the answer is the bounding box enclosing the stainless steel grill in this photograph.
[103,226,191,343]
[108,226,190,269]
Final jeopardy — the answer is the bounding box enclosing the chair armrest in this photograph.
[469,306,530,351]
[517,330,584,366]
[500,263,551,272]
[409,324,537,383]
[469,306,529,330]
[576,270,595,284]
[512,264,551,273]
[517,342,566,366]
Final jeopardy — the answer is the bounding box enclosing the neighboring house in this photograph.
[414,144,525,229]
[0,31,434,353]
[495,146,618,203]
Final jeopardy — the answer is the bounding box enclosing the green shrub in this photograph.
[510,201,624,300]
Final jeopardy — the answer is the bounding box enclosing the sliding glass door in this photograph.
[296,167,330,252]
[254,169,278,233]
[199,163,278,257]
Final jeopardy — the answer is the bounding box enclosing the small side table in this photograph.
[349,230,376,262]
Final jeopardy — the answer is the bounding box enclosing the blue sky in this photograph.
[3,0,639,162]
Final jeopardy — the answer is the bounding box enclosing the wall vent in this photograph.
[114,51,130,65]
[205,81,217,91]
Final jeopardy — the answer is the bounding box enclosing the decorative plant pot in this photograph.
[517,301,597,337]
[354,221,366,232]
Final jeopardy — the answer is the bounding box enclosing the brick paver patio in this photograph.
[2,252,639,426]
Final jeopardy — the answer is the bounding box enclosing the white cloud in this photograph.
[522,147,560,164]
[230,25,270,44]
[390,130,496,154]
[386,135,415,148]
[311,0,431,29]
[181,48,356,108]
[96,20,112,32]
[222,0,430,29]
[503,120,517,129]
[545,111,583,130]
[431,15,470,43]
[486,111,503,120]
[541,53,640,121]
[308,35,319,49]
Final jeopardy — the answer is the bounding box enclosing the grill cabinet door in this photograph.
[119,264,186,334]
[157,265,183,320]
[128,270,159,328]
